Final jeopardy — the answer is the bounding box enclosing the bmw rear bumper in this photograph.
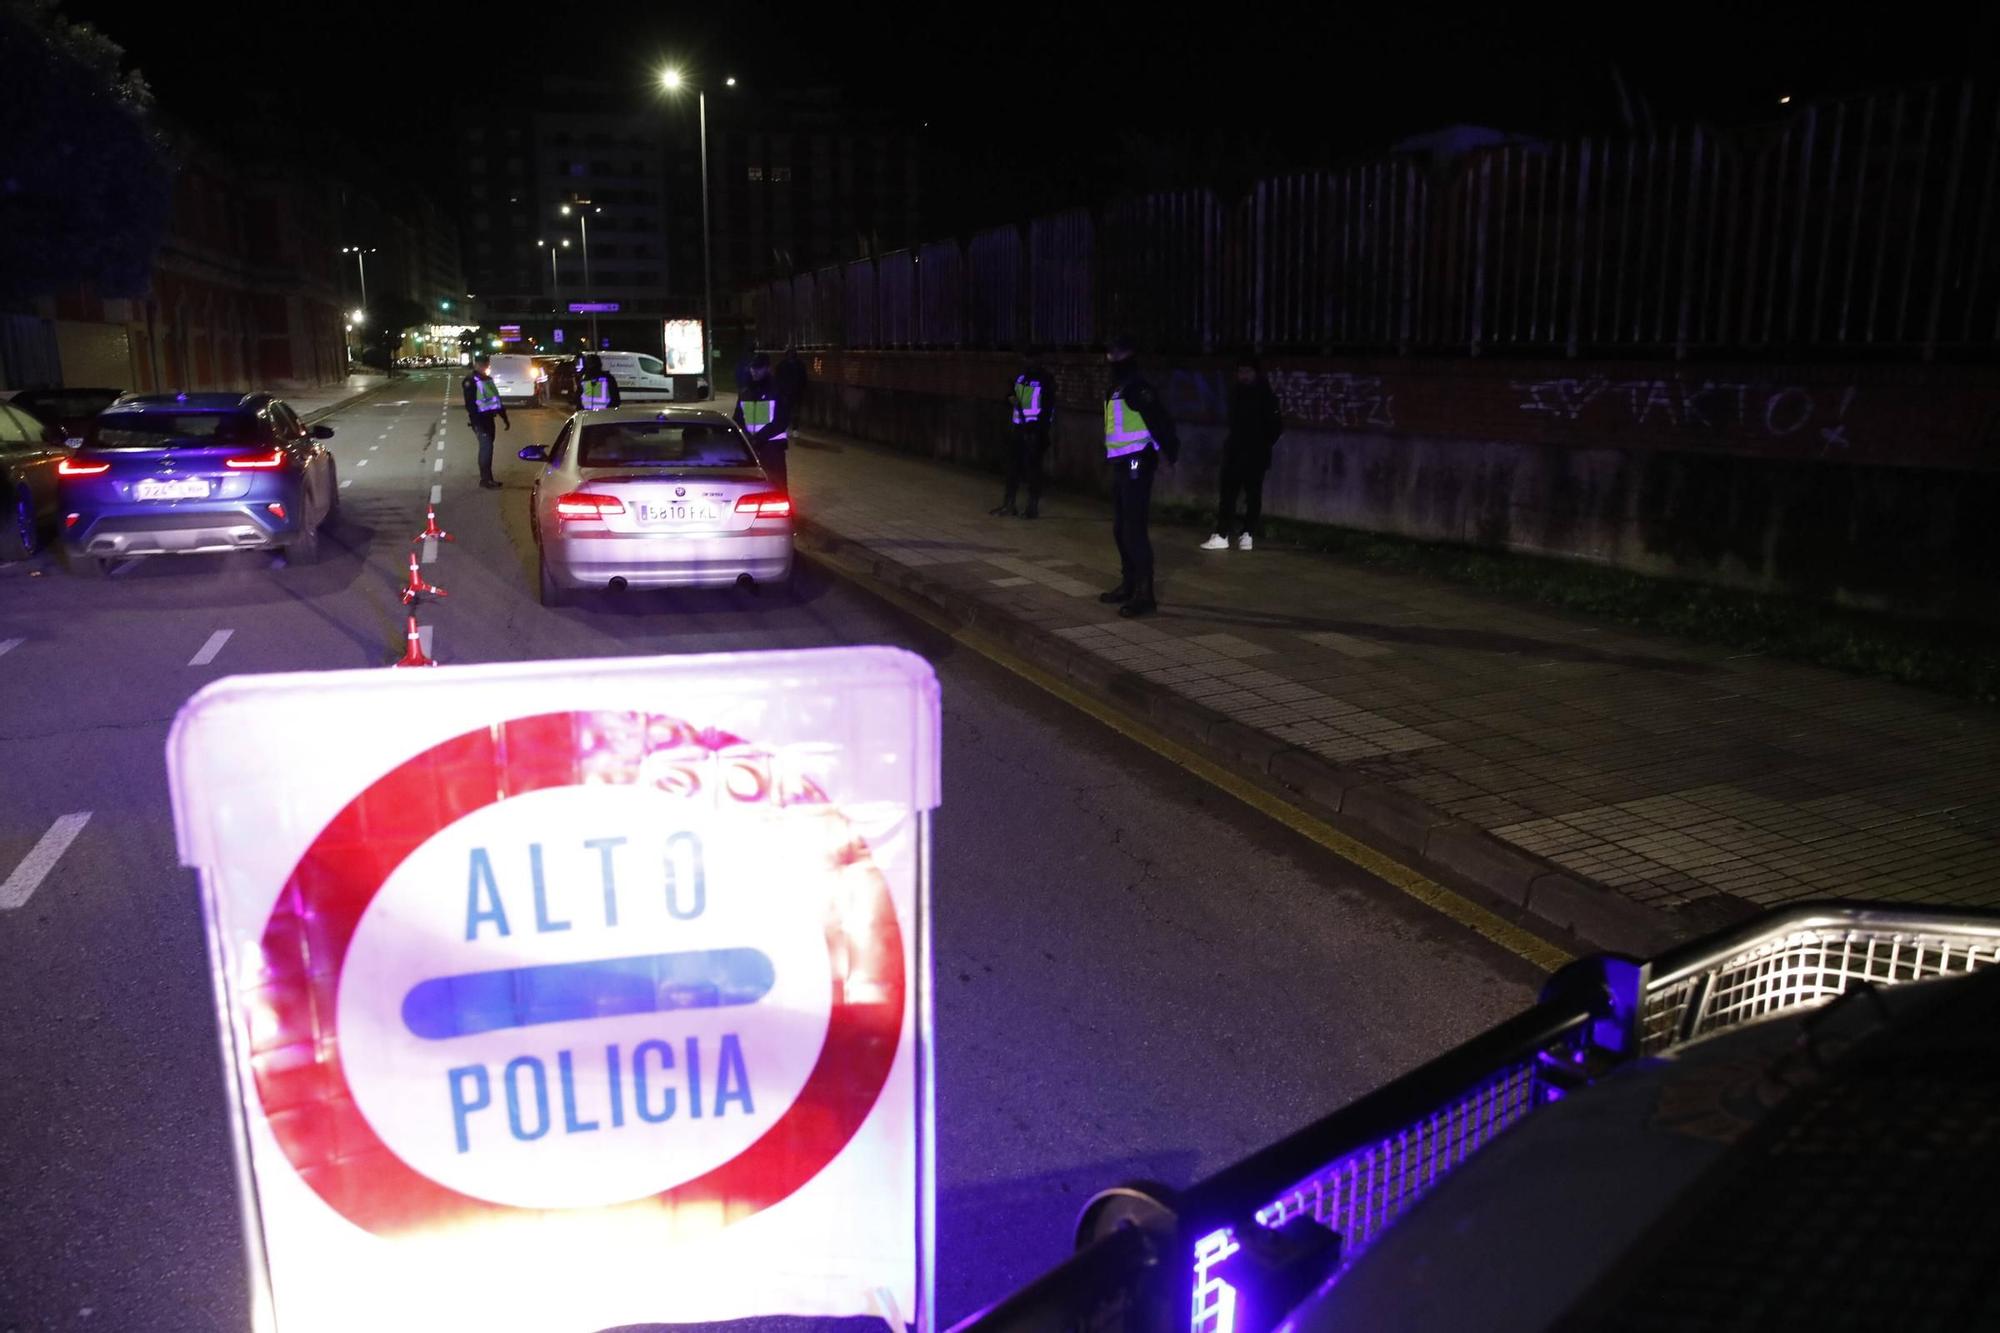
[545,528,794,590]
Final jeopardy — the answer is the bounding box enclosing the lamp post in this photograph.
[537,237,571,336]
[659,67,729,399]
[560,202,600,348]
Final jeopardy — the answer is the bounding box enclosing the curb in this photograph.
[797,519,1684,959]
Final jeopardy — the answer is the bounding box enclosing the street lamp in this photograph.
[537,238,572,340]
[560,201,601,348]
[341,246,376,310]
[658,66,729,399]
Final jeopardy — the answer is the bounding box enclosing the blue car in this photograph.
[57,392,339,574]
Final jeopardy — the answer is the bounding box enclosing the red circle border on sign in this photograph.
[247,711,906,1237]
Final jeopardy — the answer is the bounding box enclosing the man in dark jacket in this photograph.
[1200,356,1283,551]
[462,350,510,489]
[774,347,808,421]
[733,353,792,492]
[991,347,1054,518]
[1098,334,1180,618]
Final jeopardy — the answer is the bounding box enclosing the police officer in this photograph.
[733,353,792,491]
[462,350,510,489]
[1099,334,1179,617]
[580,353,622,411]
[991,347,1053,518]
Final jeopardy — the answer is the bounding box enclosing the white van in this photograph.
[487,354,547,405]
[593,351,674,404]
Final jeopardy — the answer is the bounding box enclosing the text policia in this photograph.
[430,829,761,1154]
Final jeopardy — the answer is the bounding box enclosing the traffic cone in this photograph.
[412,504,454,544]
[401,551,447,604]
[391,616,437,668]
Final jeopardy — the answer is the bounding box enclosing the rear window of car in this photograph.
[578,421,755,468]
[87,412,267,448]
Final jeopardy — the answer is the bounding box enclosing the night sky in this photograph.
[59,1,1998,230]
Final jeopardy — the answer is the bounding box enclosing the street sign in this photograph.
[498,324,522,338]
[553,328,565,345]
[169,649,939,1332]
[568,302,620,314]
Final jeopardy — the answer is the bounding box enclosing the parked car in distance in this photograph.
[57,392,339,574]
[521,407,793,606]
[486,353,546,405]
[0,400,69,558]
[10,387,125,446]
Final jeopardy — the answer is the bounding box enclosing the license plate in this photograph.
[637,503,719,523]
[134,478,212,501]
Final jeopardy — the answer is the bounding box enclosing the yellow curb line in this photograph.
[808,543,1576,974]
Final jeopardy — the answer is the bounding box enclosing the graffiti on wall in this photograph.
[1512,376,1858,453]
[1166,368,1397,431]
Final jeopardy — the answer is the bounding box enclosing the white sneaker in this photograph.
[1199,533,1230,551]
[1237,533,1255,551]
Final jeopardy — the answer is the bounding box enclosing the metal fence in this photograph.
[753,79,2000,360]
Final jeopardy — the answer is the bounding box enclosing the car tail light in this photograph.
[266,503,287,520]
[58,456,111,476]
[225,448,286,469]
[555,492,625,518]
[734,491,792,518]
[64,513,80,528]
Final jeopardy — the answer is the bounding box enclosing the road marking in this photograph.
[434,458,444,472]
[811,547,1575,973]
[340,479,354,489]
[189,629,233,666]
[0,813,93,910]
[419,624,435,659]
[357,459,369,467]
[430,484,442,503]
[422,537,438,564]
[370,445,380,451]
[0,638,19,658]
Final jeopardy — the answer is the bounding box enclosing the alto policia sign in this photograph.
[168,649,939,1332]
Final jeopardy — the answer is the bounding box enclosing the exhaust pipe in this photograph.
[736,573,756,591]
[607,577,628,592]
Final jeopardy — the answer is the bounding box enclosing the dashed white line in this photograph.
[189,629,233,666]
[434,458,444,472]
[370,445,380,451]
[0,813,93,910]
[418,624,435,659]
[430,484,442,503]
[422,536,438,564]
[357,458,369,467]
[340,479,354,489]
[0,638,19,658]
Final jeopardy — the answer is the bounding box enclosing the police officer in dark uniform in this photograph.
[733,353,792,492]
[579,353,622,411]
[1098,334,1179,617]
[462,350,510,489]
[992,347,1054,518]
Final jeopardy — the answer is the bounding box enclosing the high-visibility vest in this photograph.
[1012,376,1045,424]
[1103,391,1153,458]
[581,376,612,410]
[472,376,504,414]
[741,396,787,442]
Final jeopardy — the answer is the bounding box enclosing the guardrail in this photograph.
[951,902,2000,1333]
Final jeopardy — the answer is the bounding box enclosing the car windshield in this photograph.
[87,412,265,448]
[578,421,755,468]
[18,390,119,419]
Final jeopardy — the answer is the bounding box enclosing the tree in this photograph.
[0,0,173,304]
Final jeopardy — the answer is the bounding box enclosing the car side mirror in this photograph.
[517,445,548,462]
[311,424,335,439]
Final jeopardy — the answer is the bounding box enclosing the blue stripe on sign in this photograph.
[400,948,775,1040]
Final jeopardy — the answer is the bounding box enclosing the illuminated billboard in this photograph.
[663,319,706,375]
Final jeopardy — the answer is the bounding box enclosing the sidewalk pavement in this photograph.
[789,430,2000,952]
[288,372,398,421]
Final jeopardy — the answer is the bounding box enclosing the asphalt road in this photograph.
[0,374,1539,1330]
